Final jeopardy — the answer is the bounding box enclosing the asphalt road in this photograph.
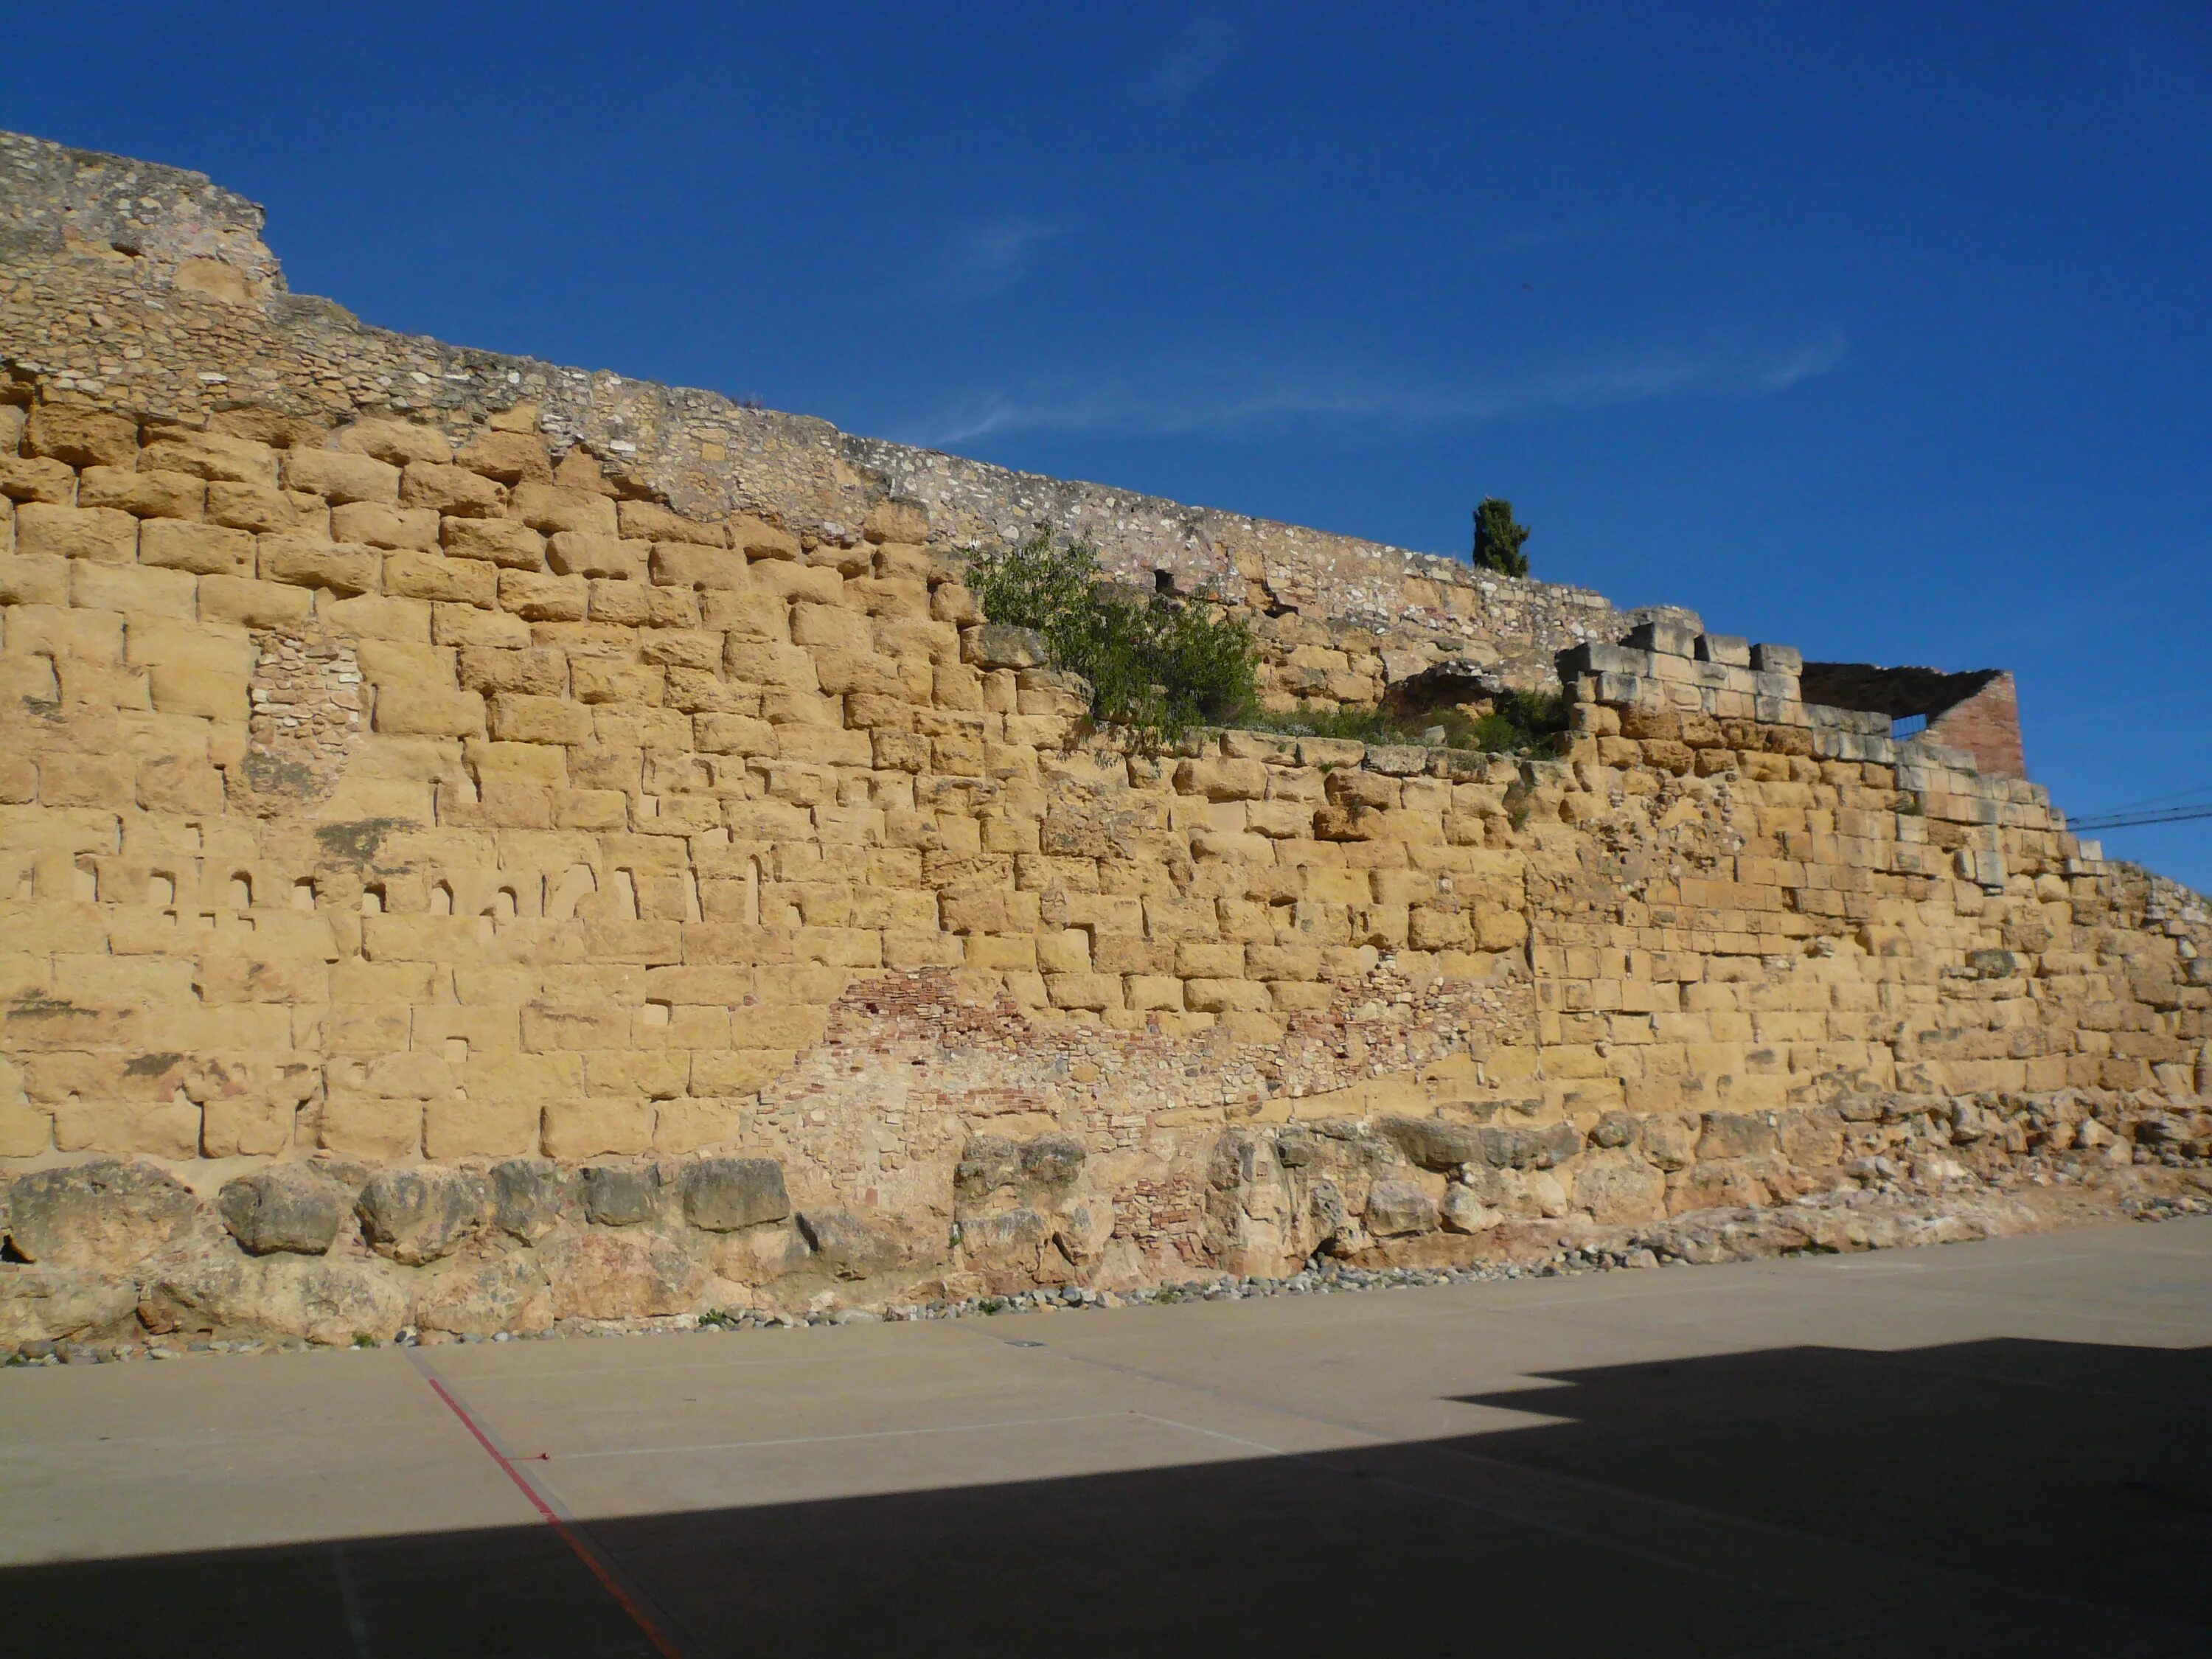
[4,1217,2208,1658]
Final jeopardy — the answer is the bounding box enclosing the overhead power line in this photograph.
[2067,804,2212,832]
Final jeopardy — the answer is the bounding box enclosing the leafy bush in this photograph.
[964,532,1256,746]
[1471,497,1531,577]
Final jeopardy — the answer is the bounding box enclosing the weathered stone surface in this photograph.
[355,1167,485,1265]
[1460,1164,1573,1220]
[679,1158,790,1231]
[955,1134,1085,1208]
[1363,1179,1439,1237]
[710,1220,812,1285]
[489,1158,569,1243]
[142,1248,411,1345]
[5,1161,198,1270]
[960,625,1050,670]
[1475,1123,1583,1170]
[1573,1152,1667,1224]
[1018,1133,1085,1190]
[580,1164,661,1227]
[540,1228,706,1320]
[797,1208,903,1279]
[412,1248,552,1336]
[1439,1183,1503,1234]
[1639,1115,1700,1172]
[1379,1116,1486,1171]
[218,1166,348,1256]
[1698,1113,1781,1161]
[0,1265,142,1346]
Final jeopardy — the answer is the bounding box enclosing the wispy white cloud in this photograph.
[938,214,1077,298]
[905,331,1847,448]
[1151,10,1241,102]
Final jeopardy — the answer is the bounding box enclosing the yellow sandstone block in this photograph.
[18,501,136,562]
[540,1097,653,1159]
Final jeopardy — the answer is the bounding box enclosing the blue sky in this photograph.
[10,1,2210,888]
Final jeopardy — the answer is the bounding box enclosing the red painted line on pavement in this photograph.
[419,1370,685,1659]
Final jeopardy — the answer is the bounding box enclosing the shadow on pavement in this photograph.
[6,1338,2207,1657]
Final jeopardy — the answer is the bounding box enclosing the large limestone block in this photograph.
[259,535,380,595]
[509,481,619,537]
[796,1208,904,1279]
[355,1166,487,1265]
[78,465,205,520]
[424,1096,539,1160]
[541,1227,707,1319]
[1573,1152,1667,1222]
[375,684,486,738]
[456,430,552,485]
[1380,1116,1485,1171]
[199,574,314,628]
[412,1248,552,1336]
[679,1158,791,1231]
[1698,1112,1782,1161]
[401,462,504,517]
[218,1166,349,1256]
[208,481,324,536]
[0,1266,142,1347]
[960,625,1049,670]
[333,501,440,550]
[52,1096,203,1158]
[317,1092,422,1159]
[6,1160,200,1270]
[16,501,136,562]
[386,549,496,606]
[1363,1179,1439,1237]
[489,1158,571,1242]
[580,1164,662,1227]
[141,428,281,485]
[26,406,137,467]
[336,417,452,467]
[0,553,69,606]
[284,449,400,504]
[144,1247,411,1345]
[444,516,546,568]
[542,1098,653,1160]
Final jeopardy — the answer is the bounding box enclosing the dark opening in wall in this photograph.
[1798,664,2024,778]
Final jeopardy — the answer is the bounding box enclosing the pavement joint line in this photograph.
[404,1350,693,1659]
[430,1342,987,1388]
[330,1540,375,1659]
[555,1411,1134,1461]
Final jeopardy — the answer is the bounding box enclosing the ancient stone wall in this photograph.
[0,130,1684,698]
[1,130,2207,1351]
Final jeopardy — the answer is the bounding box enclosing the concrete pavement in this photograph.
[4,1217,2209,1656]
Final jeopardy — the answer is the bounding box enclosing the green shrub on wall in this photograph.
[1470,497,1531,577]
[964,532,1257,746]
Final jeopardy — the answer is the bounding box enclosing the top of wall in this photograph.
[0,130,1691,684]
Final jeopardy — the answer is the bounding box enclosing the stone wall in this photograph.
[0,129,1685,698]
[1,129,2208,1350]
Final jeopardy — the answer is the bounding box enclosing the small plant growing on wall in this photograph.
[1470,497,1531,577]
[964,532,1256,746]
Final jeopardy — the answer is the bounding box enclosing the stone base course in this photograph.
[4,1086,2208,1353]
